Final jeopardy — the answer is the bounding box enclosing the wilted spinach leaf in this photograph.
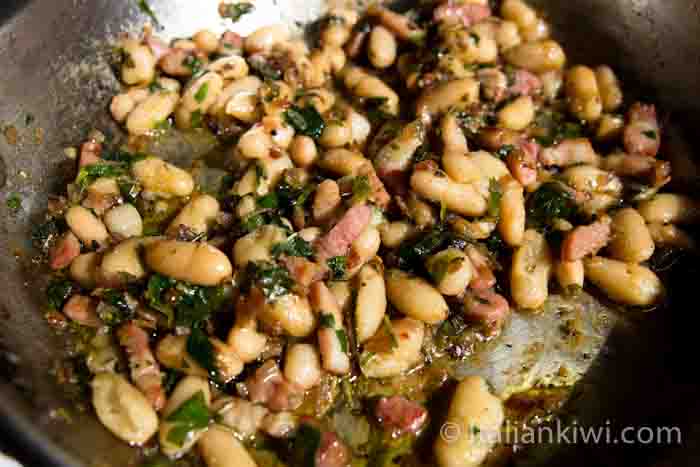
[284,105,325,140]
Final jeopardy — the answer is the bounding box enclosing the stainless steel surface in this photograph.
[0,0,698,466]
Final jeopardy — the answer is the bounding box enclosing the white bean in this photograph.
[155,334,208,377]
[368,26,397,69]
[379,221,416,248]
[258,293,316,337]
[498,177,526,246]
[65,205,109,247]
[145,240,233,286]
[539,70,563,102]
[227,327,268,364]
[584,256,663,306]
[501,0,537,30]
[319,119,352,148]
[565,65,602,122]
[434,376,504,467]
[346,226,381,277]
[101,237,159,285]
[647,223,696,250]
[386,268,449,324]
[415,78,479,120]
[561,165,623,215]
[160,376,212,458]
[504,40,566,73]
[342,66,399,116]
[104,204,143,239]
[510,229,553,309]
[193,29,219,53]
[410,167,487,217]
[212,76,262,122]
[126,91,179,136]
[555,259,584,289]
[361,318,424,378]
[198,425,258,467]
[233,225,288,267]
[284,343,322,390]
[595,65,623,112]
[207,55,249,80]
[310,281,350,375]
[121,39,156,85]
[290,135,319,168]
[91,373,159,446]
[426,248,474,296]
[374,119,426,175]
[355,261,387,343]
[637,193,700,225]
[132,157,195,197]
[498,95,535,130]
[244,25,290,54]
[175,72,224,129]
[70,252,102,288]
[608,208,655,263]
[167,194,220,237]
[496,20,521,50]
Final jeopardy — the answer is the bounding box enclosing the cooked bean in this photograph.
[155,334,208,377]
[132,157,194,197]
[521,17,550,41]
[175,72,224,129]
[290,135,319,168]
[539,138,600,167]
[110,93,136,122]
[584,256,663,306]
[319,119,352,148]
[318,148,368,176]
[498,177,526,246]
[496,20,521,50]
[91,373,159,445]
[355,261,387,343]
[379,221,416,248]
[227,326,268,363]
[445,29,498,64]
[501,0,537,30]
[211,76,262,122]
[565,65,602,122]
[374,119,426,178]
[504,40,566,73]
[386,269,449,324]
[126,91,179,136]
[244,25,289,54]
[595,114,625,142]
[555,259,584,289]
[233,225,288,267]
[160,376,212,458]
[415,78,479,120]
[145,240,233,286]
[637,193,700,225]
[313,180,341,223]
[561,165,623,215]
[360,318,424,378]
[510,229,553,309]
[207,55,249,80]
[258,293,316,337]
[104,204,143,239]
[65,205,109,247]
[434,376,504,467]
[69,252,102,288]
[410,166,487,217]
[346,225,381,276]
[328,280,353,314]
[167,194,220,237]
[426,248,474,296]
[198,425,258,467]
[647,223,695,250]
[342,66,399,116]
[284,343,322,390]
[101,237,160,285]
[310,281,351,375]
[193,29,219,54]
[595,65,623,112]
[368,26,397,69]
[366,4,424,42]
[608,208,655,262]
[539,69,563,102]
[121,39,156,85]
[498,95,535,130]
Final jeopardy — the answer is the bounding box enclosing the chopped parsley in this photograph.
[186,326,216,378]
[526,182,578,230]
[319,313,336,328]
[351,175,372,203]
[643,129,657,139]
[488,178,502,218]
[243,261,295,301]
[283,105,325,140]
[469,32,481,44]
[336,329,349,353]
[257,192,279,209]
[292,423,322,467]
[182,55,203,75]
[194,82,209,103]
[6,193,21,212]
[135,0,160,26]
[46,279,74,310]
[75,163,129,189]
[98,289,136,326]
[190,110,203,128]
[271,234,314,258]
[495,144,515,159]
[165,391,212,446]
[219,2,255,22]
[327,256,347,280]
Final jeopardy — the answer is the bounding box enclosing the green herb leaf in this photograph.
[257,192,279,209]
[136,0,160,25]
[284,105,325,140]
[46,279,74,310]
[244,261,295,301]
[351,175,372,203]
[6,193,21,212]
[336,329,349,353]
[166,391,212,446]
[271,234,314,258]
[383,316,399,349]
[292,423,322,467]
[99,290,136,326]
[190,110,203,129]
[495,144,515,159]
[488,178,502,218]
[183,55,203,75]
[186,326,216,377]
[319,313,336,328]
[469,32,481,44]
[75,163,129,189]
[148,80,165,93]
[526,182,577,230]
[327,256,347,280]
[220,2,255,22]
[101,149,146,164]
[643,129,657,139]
[194,82,209,103]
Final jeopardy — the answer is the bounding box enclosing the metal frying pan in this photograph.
[0,0,699,466]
